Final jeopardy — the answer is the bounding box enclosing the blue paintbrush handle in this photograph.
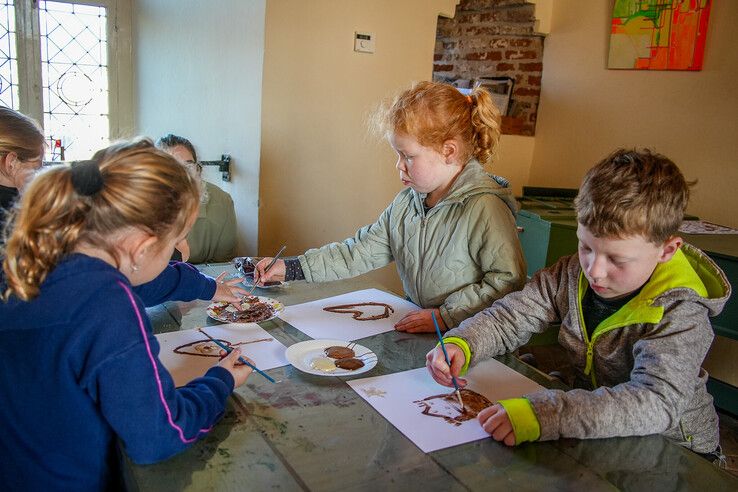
[431,312,460,392]
[199,330,276,383]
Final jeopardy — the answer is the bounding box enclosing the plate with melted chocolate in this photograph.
[285,339,377,376]
[207,295,284,323]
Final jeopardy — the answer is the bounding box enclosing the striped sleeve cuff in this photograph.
[442,336,472,375]
[497,398,541,445]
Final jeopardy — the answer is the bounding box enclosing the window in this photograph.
[0,1,19,109]
[0,0,131,161]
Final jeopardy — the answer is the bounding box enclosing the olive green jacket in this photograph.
[187,181,236,264]
[446,243,730,452]
[298,160,527,328]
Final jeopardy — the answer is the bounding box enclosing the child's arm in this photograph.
[133,262,246,306]
[446,256,571,368]
[426,343,539,447]
[439,194,527,328]
[91,282,251,464]
[298,205,394,282]
[525,302,715,445]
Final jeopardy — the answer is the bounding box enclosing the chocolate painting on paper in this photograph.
[414,389,492,426]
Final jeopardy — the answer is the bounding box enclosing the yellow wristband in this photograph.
[497,398,541,445]
[442,336,472,375]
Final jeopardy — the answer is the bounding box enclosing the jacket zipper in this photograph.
[584,326,629,388]
[416,214,426,303]
[577,274,632,388]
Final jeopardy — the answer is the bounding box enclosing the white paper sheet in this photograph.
[347,359,545,453]
[277,288,419,341]
[156,323,289,387]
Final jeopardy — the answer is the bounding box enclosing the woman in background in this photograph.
[157,134,237,264]
[0,106,45,242]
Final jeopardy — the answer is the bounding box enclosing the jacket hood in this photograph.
[412,159,519,216]
[578,242,731,324]
[649,242,732,317]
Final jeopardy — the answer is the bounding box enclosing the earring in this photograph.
[131,264,139,273]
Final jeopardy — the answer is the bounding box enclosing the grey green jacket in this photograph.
[298,160,527,328]
[446,243,730,452]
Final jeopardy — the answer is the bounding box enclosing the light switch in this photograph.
[354,31,375,53]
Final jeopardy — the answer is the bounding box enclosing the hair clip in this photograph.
[70,160,104,196]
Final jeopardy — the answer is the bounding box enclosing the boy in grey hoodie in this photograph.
[427,149,731,456]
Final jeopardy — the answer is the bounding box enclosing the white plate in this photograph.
[285,339,377,376]
[206,296,285,323]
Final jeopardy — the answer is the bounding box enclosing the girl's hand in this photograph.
[478,404,516,446]
[212,272,248,303]
[253,258,286,284]
[175,238,191,262]
[217,348,254,388]
[395,308,444,333]
[425,344,467,388]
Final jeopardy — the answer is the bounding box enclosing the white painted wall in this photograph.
[495,135,534,197]
[133,0,266,255]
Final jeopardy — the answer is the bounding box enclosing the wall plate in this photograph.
[354,31,374,53]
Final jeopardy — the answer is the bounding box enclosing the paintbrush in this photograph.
[431,311,464,410]
[249,245,287,295]
[198,328,276,383]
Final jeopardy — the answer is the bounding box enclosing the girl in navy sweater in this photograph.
[0,139,253,491]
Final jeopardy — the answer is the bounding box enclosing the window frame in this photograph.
[12,0,133,144]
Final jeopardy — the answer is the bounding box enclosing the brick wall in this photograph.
[433,0,544,136]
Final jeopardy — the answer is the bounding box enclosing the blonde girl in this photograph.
[256,81,526,332]
[0,138,251,490]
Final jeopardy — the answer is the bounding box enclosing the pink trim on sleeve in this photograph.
[117,280,212,444]
[171,261,199,272]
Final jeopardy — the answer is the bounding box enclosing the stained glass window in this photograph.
[39,1,108,160]
[0,0,19,109]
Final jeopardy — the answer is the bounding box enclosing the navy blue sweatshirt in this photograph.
[0,254,234,491]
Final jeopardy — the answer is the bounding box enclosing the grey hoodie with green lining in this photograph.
[298,160,527,328]
[446,243,731,452]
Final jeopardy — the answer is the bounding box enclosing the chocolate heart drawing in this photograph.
[322,302,395,321]
[173,337,273,357]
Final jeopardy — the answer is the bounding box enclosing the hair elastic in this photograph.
[71,159,104,196]
[466,95,473,104]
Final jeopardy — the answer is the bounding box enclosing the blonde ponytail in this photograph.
[469,87,501,165]
[2,167,88,300]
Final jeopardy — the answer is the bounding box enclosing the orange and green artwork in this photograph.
[608,0,711,71]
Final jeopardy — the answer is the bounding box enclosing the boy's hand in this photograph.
[395,308,444,333]
[212,272,248,303]
[478,404,516,446]
[253,258,286,284]
[425,344,467,388]
[218,348,254,388]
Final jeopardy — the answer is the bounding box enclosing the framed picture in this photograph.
[473,76,514,115]
[608,0,712,71]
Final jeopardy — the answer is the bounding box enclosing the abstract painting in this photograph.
[608,0,712,71]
